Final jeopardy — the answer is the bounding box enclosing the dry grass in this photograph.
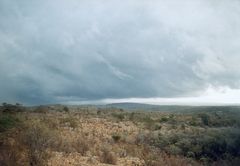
[59,116,78,128]
[20,121,59,166]
[74,135,90,156]
[140,146,199,166]
[1,105,240,166]
[0,144,23,166]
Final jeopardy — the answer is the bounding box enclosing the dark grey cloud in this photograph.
[0,0,240,105]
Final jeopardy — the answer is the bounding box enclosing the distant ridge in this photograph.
[106,102,164,110]
[106,102,240,112]
[106,102,193,111]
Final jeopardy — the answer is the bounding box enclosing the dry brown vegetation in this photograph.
[0,104,240,166]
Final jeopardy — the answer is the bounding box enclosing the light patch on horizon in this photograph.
[100,86,240,106]
[64,85,240,106]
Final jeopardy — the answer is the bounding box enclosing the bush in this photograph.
[141,116,155,129]
[159,117,168,123]
[129,112,135,121]
[199,113,210,126]
[74,136,90,156]
[0,114,19,132]
[112,134,121,143]
[189,118,198,126]
[63,106,69,112]
[1,103,25,113]
[60,116,78,128]
[0,144,23,166]
[167,145,182,155]
[112,113,124,121]
[154,124,162,130]
[135,132,152,145]
[35,106,49,114]
[21,121,57,166]
[100,146,117,165]
[55,139,74,154]
[141,148,195,166]
[145,133,169,149]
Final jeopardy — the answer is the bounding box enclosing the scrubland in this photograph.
[0,103,240,166]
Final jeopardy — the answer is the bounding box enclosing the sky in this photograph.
[0,0,240,105]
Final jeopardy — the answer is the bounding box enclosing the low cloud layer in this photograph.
[1,0,240,105]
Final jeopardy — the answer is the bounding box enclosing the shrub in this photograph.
[181,124,185,130]
[151,133,176,148]
[60,116,78,128]
[35,106,49,114]
[112,113,124,121]
[167,145,182,155]
[0,114,19,132]
[69,119,78,128]
[55,139,74,154]
[141,148,195,166]
[141,116,155,129]
[159,117,168,123]
[199,113,210,126]
[21,121,57,166]
[100,146,117,165]
[75,137,90,156]
[112,134,121,143]
[168,134,180,144]
[0,144,23,166]
[41,118,58,129]
[187,151,195,158]
[1,103,25,113]
[189,118,198,126]
[154,124,162,130]
[63,106,69,112]
[129,112,135,121]
[135,132,152,145]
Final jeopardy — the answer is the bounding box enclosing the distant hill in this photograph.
[107,102,158,110]
[106,102,240,112]
[106,102,191,111]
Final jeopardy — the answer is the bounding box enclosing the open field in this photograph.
[1,103,240,166]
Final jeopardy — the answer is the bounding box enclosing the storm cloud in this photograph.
[0,0,240,105]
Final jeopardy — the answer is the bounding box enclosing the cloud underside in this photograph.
[0,0,240,105]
